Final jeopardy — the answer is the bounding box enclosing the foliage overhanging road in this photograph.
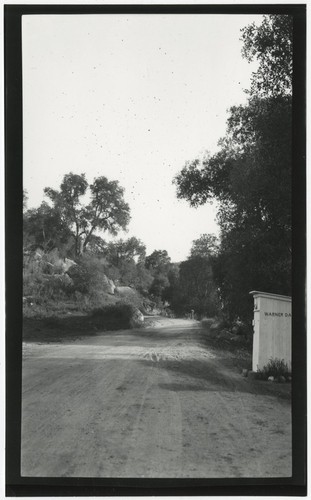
[22,317,291,478]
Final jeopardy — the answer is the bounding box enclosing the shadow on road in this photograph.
[23,315,291,402]
[158,382,208,392]
[23,319,198,345]
[138,357,291,400]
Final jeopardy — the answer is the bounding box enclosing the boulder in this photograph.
[102,274,116,294]
[130,308,145,328]
[34,248,44,260]
[115,286,137,297]
[107,278,116,294]
[63,258,77,272]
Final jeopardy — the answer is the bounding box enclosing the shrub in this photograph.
[67,264,90,293]
[257,358,291,380]
[201,317,215,328]
[91,302,137,329]
[231,318,252,337]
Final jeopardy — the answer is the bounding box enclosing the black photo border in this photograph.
[5,3,307,496]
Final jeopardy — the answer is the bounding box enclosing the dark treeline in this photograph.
[23,15,292,328]
[174,14,292,323]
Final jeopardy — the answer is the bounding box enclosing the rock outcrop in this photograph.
[102,274,116,295]
[115,286,137,297]
[129,308,145,328]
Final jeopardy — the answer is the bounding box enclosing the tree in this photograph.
[44,173,130,257]
[23,202,74,253]
[241,14,293,97]
[212,219,291,322]
[190,234,219,259]
[145,250,172,302]
[162,263,180,303]
[173,15,292,321]
[174,98,292,321]
[145,250,171,275]
[149,275,170,300]
[179,256,218,316]
[163,256,219,317]
[162,237,219,317]
[100,236,150,289]
[105,237,146,267]
[96,236,153,291]
[132,262,154,294]
[174,97,291,243]
[84,234,107,255]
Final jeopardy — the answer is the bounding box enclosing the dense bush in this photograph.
[91,302,138,329]
[24,264,73,302]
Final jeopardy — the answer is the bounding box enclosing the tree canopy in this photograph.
[145,250,171,275]
[44,173,130,256]
[173,14,292,321]
[190,234,219,259]
[105,237,146,267]
[102,237,152,291]
[175,96,291,241]
[162,235,219,317]
[23,201,74,253]
[241,14,293,97]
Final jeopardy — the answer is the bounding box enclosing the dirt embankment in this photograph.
[22,317,291,478]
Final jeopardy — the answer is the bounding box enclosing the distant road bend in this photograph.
[22,316,291,478]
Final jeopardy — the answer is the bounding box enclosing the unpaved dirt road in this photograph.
[22,317,291,478]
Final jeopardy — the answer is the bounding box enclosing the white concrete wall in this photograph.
[250,291,291,372]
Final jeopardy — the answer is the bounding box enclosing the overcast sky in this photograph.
[22,14,260,261]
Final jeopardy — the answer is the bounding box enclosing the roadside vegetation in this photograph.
[174,15,292,324]
[200,316,253,372]
[23,15,292,341]
[256,358,291,382]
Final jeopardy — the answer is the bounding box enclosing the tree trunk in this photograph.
[79,237,84,256]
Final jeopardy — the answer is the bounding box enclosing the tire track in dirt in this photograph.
[22,318,291,478]
[22,357,140,476]
[124,363,183,477]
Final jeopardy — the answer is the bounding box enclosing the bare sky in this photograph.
[22,14,260,261]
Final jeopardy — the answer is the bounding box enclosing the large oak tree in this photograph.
[44,173,130,257]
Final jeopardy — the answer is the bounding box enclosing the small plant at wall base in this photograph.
[256,358,291,382]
